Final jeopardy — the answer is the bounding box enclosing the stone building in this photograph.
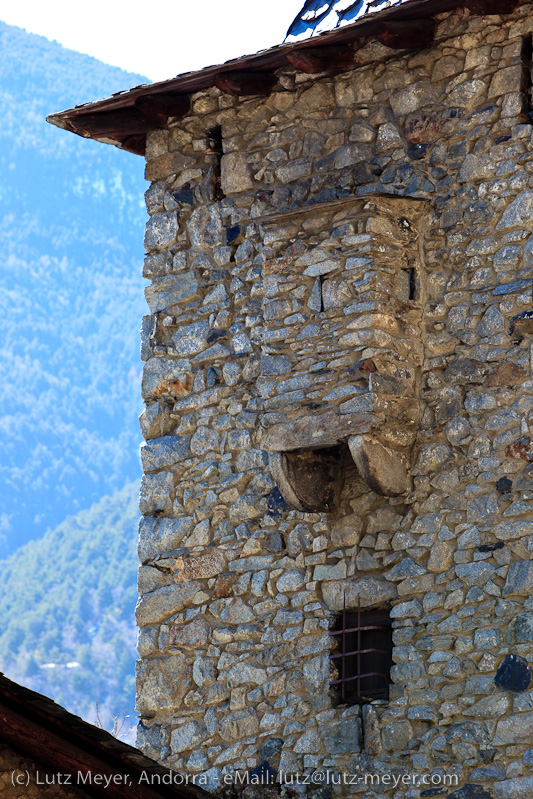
[48,0,533,796]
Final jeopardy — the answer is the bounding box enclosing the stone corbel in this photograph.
[348,434,410,497]
[263,408,414,512]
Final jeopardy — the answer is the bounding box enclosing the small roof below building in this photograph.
[46,0,518,156]
[0,672,212,799]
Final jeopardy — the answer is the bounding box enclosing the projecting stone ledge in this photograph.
[262,410,378,452]
[263,412,412,505]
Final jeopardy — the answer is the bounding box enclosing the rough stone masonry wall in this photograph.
[136,4,533,797]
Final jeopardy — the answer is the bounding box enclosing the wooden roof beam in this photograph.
[214,71,277,96]
[69,94,190,143]
[286,44,354,74]
[465,0,519,14]
[375,19,436,49]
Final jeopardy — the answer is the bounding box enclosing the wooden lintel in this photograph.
[134,93,190,123]
[70,108,153,139]
[286,45,353,74]
[214,71,277,97]
[375,19,435,50]
[465,0,519,14]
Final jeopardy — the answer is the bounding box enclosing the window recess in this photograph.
[330,601,393,704]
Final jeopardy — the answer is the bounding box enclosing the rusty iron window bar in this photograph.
[330,597,393,704]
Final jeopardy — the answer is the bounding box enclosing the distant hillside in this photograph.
[0,482,139,740]
[0,20,148,553]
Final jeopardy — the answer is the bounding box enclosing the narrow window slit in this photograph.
[407,266,416,300]
[522,34,532,125]
[318,274,325,312]
[398,267,417,302]
[207,125,224,200]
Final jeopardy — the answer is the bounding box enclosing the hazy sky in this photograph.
[1,0,306,82]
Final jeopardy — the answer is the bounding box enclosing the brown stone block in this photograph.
[405,112,440,143]
[505,436,533,460]
[173,550,225,582]
[262,410,377,452]
[145,151,197,181]
[510,310,533,338]
[220,152,254,194]
[166,618,210,650]
[485,361,528,387]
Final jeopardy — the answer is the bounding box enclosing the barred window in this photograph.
[330,604,393,704]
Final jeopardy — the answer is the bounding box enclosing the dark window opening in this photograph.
[522,34,533,124]
[318,275,324,313]
[330,603,393,704]
[207,125,224,200]
[270,443,348,514]
[398,267,417,302]
[407,266,416,301]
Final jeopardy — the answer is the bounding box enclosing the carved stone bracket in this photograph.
[348,434,410,497]
[264,413,413,512]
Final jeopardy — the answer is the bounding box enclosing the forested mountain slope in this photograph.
[0,482,139,739]
[0,20,148,554]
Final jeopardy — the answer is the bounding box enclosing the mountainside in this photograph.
[0,20,148,554]
[0,482,139,740]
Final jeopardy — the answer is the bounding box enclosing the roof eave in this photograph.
[46,0,520,154]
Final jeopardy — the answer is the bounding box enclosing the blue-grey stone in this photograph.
[509,612,533,644]
[232,332,253,354]
[261,355,291,375]
[493,279,533,295]
[477,305,505,336]
[443,357,488,384]
[493,777,533,799]
[504,560,533,596]
[308,277,323,311]
[141,435,191,472]
[191,342,231,362]
[322,719,362,755]
[446,722,489,745]
[136,722,162,761]
[267,487,290,518]
[144,212,178,250]
[172,320,210,356]
[495,654,532,693]
[171,720,206,752]
[448,785,491,799]
[138,516,194,562]
[497,190,533,231]
[145,273,199,312]
[199,768,223,793]
[493,245,521,267]
[139,472,173,516]
[260,737,283,761]
[188,205,222,247]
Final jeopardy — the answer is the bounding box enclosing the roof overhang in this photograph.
[46,0,520,156]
